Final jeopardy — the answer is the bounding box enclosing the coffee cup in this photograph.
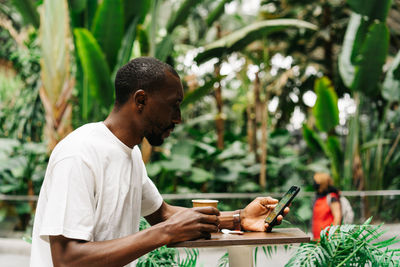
[192,199,219,208]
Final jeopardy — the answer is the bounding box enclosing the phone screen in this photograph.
[265,186,300,226]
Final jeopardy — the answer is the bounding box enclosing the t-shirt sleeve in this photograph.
[140,161,163,217]
[39,156,95,242]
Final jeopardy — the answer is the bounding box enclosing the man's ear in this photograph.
[133,90,147,112]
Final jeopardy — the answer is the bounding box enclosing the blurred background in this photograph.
[0,0,400,265]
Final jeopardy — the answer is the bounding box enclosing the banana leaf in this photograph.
[74,28,114,109]
[40,0,71,108]
[382,50,400,102]
[346,0,392,21]
[338,13,361,88]
[351,22,389,96]
[91,0,123,70]
[11,0,39,28]
[195,19,318,64]
[313,77,339,133]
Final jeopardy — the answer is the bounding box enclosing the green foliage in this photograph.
[91,0,123,70]
[0,138,47,228]
[137,218,198,267]
[166,0,200,33]
[11,0,40,28]
[74,28,114,112]
[351,22,389,96]
[346,0,392,21]
[286,218,400,266]
[313,77,339,133]
[195,19,318,64]
[383,50,400,102]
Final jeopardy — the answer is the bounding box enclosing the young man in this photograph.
[30,57,289,266]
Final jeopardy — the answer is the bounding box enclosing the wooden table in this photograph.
[169,228,310,267]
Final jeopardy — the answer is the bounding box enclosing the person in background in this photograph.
[311,172,341,240]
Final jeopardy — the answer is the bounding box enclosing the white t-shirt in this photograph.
[30,122,163,267]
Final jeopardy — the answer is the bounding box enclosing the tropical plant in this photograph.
[39,0,74,150]
[0,138,47,230]
[302,77,342,185]
[137,218,198,267]
[286,218,400,266]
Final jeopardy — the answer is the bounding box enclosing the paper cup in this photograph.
[192,199,219,208]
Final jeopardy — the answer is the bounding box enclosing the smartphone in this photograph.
[265,186,300,232]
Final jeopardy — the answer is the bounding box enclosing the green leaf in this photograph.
[12,0,40,28]
[347,0,392,21]
[326,136,343,184]
[166,0,200,33]
[352,22,389,96]
[74,28,114,109]
[69,0,87,13]
[189,167,213,183]
[338,13,361,88]
[160,154,193,172]
[181,77,220,108]
[206,0,233,27]
[302,124,324,152]
[313,77,339,132]
[113,17,139,76]
[383,50,400,102]
[146,162,162,177]
[195,19,317,64]
[155,35,174,62]
[91,0,124,70]
[171,140,195,157]
[123,0,151,27]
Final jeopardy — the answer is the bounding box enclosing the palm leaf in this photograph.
[195,19,318,64]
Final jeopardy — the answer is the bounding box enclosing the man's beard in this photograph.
[144,124,174,146]
[145,131,164,146]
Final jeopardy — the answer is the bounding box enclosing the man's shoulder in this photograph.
[50,122,109,160]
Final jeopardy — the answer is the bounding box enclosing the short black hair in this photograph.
[114,57,179,106]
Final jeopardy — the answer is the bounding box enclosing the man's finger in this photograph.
[199,214,220,225]
[275,215,284,225]
[193,206,220,216]
[283,207,290,216]
[257,197,278,206]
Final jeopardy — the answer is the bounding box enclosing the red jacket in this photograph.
[312,192,339,239]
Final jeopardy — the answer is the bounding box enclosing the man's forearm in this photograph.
[219,210,241,229]
[50,223,170,267]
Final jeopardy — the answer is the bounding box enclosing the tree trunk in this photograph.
[214,23,224,150]
[259,90,270,189]
[254,71,261,162]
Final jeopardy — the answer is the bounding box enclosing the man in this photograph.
[30,57,289,266]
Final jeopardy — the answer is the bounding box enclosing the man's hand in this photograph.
[240,197,290,232]
[161,207,220,244]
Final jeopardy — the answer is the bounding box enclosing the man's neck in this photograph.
[103,108,143,148]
